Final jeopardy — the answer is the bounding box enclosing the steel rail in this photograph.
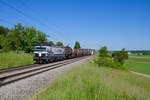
[0,56,87,74]
[0,57,83,79]
[0,56,90,87]
[0,64,41,74]
[0,57,86,78]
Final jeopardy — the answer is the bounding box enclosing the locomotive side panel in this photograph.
[71,48,78,58]
[51,46,65,61]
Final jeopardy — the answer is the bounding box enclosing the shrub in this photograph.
[93,57,127,70]
[143,52,150,55]
[112,48,128,65]
[99,46,109,57]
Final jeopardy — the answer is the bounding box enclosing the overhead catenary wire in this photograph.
[0,18,14,25]
[0,0,50,29]
[17,0,72,44]
[18,0,67,34]
[0,8,32,27]
[0,0,60,41]
[0,0,71,46]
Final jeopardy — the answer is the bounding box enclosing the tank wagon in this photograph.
[64,46,72,59]
[33,43,94,63]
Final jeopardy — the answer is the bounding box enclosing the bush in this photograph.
[99,46,109,57]
[112,48,128,65]
[93,57,127,70]
[143,52,150,55]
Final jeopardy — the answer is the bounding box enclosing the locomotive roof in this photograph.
[35,43,64,48]
[35,43,51,46]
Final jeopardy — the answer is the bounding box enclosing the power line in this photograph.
[17,0,71,44]
[0,8,32,26]
[0,18,14,25]
[0,0,50,29]
[19,0,66,33]
[0,0,71,45]
[2,0,62,40]
[0,0,59,40]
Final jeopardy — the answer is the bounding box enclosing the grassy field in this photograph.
[0,51,34,69]
[129,57,150,62]
[33,62,150,100]
[129,54,150,58]
[125,55,150,75]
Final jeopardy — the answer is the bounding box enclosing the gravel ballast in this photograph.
[0,56,92,100]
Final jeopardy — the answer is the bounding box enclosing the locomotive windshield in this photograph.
[34,46,46,51]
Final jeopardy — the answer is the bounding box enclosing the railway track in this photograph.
[0,56,90,87]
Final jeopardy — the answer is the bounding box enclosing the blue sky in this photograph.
[0,0,150,50]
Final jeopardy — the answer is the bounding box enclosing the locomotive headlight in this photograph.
[39,53,41,57]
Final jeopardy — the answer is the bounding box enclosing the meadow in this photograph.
[0,51,34,69]
[33,62,150,100]
[125,55,150,75]
[129,54,150,58]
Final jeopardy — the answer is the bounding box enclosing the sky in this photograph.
[0,0,150,50]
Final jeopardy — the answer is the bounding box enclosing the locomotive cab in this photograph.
[33,43,65,63]
[33,44,52,63]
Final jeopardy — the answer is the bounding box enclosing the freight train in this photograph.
[33,43,95,63]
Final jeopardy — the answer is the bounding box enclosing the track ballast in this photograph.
[0,56,90,87]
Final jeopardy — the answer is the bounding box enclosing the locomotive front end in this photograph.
[33,44,52,63]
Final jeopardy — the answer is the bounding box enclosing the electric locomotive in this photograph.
[33,43,65,63]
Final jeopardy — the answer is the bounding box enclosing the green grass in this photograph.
[33,63,150,100]
[0,51,34,69]
[125,60,150,75]
[129,57,150,62]
[124,55,150,75]
[129,54,150,58]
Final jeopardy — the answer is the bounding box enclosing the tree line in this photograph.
[0,23,81,53]
[0,24,48,53]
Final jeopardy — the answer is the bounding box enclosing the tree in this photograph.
[99,46,109,57]
[74,41,81,49]
[121,48,128,59]
[4,31,21,53]
[112,48,128,65]
[66,44,70,47]
[2,24,23,52]
[0,26,9,37]
[21,26,37,53]
[0,35,5,49]
[56,41,63,46]
[20,26,47,53]
[0,23,48,53]
[0,26,9,49]
[13,23,25,51]
[0,26,5,36]
[36,30,47,43]
[48,41,54,45]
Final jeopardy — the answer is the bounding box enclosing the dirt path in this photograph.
[131,71,150,78]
